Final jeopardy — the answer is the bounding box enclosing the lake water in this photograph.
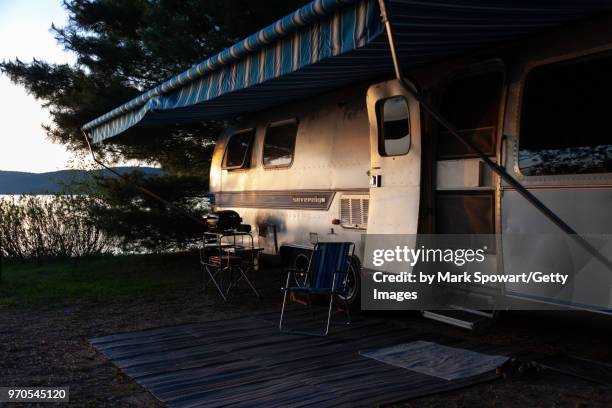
[1,194,50,198]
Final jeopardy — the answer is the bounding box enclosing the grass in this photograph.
[0,252,201,306]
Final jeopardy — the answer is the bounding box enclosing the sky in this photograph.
[0,1,78,173]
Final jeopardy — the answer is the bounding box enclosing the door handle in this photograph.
[500,134,508,169]
[370,174,382,187]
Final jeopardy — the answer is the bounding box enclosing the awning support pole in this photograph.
[377,0,612,271]
[81,130,208,228]
[377,0,403,82]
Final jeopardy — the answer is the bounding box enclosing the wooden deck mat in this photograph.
[91,312,506,407]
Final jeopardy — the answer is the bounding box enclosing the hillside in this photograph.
[0,167,163,195]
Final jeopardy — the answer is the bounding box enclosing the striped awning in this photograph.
[83,0,612,143]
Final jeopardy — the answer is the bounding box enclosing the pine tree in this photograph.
[1,0,308,251]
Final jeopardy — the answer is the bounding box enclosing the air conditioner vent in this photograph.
[339,195,369,229]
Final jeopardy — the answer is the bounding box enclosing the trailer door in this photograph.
[363,79,421,271]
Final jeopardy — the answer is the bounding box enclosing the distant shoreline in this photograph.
[0,167,163,195]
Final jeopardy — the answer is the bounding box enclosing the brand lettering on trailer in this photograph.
[213,190,339,210]
[292,196,327,204]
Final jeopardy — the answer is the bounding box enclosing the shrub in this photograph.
[0,195,117,261]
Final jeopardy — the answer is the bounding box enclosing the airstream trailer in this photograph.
[208,11,612,318]
[82,0,612,326]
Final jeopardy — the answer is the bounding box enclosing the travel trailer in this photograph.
[83,0,612,325]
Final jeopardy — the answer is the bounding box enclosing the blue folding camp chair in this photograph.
[279,242,355,336]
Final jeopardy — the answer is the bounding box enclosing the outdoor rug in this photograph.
[360,340,510,381]
[91,312,508,408]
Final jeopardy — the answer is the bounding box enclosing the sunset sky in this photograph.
[0,1,76,173]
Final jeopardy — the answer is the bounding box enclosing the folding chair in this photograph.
[279,242,355,336]
[200,231,260,301]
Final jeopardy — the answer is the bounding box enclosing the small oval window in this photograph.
[378,96,410,156]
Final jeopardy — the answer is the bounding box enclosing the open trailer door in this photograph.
[363,79,421,273]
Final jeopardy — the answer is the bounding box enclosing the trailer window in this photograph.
[223,129,254,169]
[263,121,297,168]
[437,71,503,159]
[519,53,612,176]
[378,96,411,156]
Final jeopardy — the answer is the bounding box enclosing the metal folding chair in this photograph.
[200,231,261,301]
[279,242,355,336]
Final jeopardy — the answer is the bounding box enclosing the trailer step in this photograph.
[422,309,494,331]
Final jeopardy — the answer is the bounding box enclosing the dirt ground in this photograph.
[1,264,612,407]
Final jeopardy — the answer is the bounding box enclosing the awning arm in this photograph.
[377,0,612,272]
[81,130,208,228]
[377,0,403,82]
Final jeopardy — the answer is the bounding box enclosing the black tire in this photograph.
[337,256,361,312]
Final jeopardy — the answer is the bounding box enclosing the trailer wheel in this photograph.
[337,256,361,311]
